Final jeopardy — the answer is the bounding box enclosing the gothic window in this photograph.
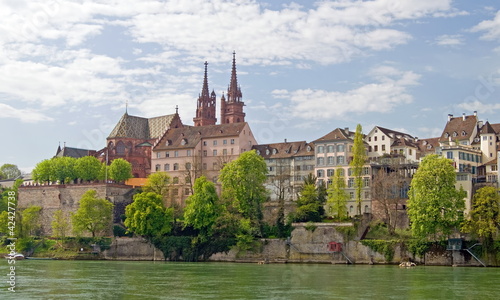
[116,142,125,155]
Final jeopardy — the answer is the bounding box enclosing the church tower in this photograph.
[220,52,245,124]
[193,62,217,126]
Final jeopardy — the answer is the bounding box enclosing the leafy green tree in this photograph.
[184,176,221,240]
[51,209,71,240]
[407,155,465,240]
[0,211,10,235]
[293,183,323,222]
[75,156,102,182]
[219,150,268,236]
[143,172,171,198]
[72,190,114,237]
[462,186,500,243]
[0,164,21,179]
[350,124,366,215]
[32,159,54,184]
[21,205,42,236]
[52,156,77,184]
[124,192,173,239]
[327,170,349,220]
[98,162,108,181]
[108,158,133,183]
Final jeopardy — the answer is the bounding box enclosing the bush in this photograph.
[361,239,399,262]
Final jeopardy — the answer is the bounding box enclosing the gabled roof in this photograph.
[374,126,414,140]
[484,157,497,166]
[153,122,248,150]
[391,137,418,148]
[313,128,354,143]
[108,113,177,140]
[55,147,95,158]
[252,141,314,159]
[439,114,478,143]
[489,123,500,134]
[416,137,440,153]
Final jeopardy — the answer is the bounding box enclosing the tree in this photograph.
[143,172,170,198]
[350,124,366,215]
[51,209,71,240]
[75,156,102,182]
[51,156,77,184]
[32,159,54,184]
[124,192,173,239]
[293,183,323,222]
[72,190,114,237]
[462,186,500,244]
[219,150,268,236]
[21,205,42,236]
[108,158,133,183]
[327,170,349,220]
[184,176,221,239]
[407,155,466,240]
[0,164,21,180]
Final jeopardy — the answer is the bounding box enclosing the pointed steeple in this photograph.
[193,61,217,126]
[227,51,242,103]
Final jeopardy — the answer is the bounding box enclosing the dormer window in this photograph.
[256,150,260,155]
[444,133,449,138]
[423,141,428,145]
[181,138,187,145]
[266,149,270,155]
[306,145,311,152]
[427,145,432,149]
[166,140,172,146]
[453,131,458,137]
[461,131,467,136]
[272,149,277,155]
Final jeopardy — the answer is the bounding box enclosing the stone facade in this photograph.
[18,183,135,236]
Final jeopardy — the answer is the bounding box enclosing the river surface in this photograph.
[1,260,499,299]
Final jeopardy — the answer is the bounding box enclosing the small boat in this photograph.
[5,253,25,260]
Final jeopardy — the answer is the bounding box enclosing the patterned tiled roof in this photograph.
[252,141,314,159]
[108,113,176,140]
[55,147,94,158]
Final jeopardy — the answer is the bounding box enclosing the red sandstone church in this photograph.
[95,52,249,179]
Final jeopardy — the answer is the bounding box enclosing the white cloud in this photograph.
[276,66,420,120]
[435,34,464,46]
[471,10,500,40]
[0,103,53,123]
[458,100,500,113]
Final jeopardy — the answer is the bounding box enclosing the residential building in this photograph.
[366,126,417,162]
[252,140,315,202]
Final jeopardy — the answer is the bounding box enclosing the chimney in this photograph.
[462,113,466,121]
[474,111,477,117]
[448,114,453,122]
[344,127,349,133]
[284,138,287,143]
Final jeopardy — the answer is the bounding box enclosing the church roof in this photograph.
[55,146,94,158]
[108,113,176,140]
[154,122,248,150]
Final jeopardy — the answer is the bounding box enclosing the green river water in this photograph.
[1,260,499,299]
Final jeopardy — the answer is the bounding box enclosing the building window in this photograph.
[174,151,179,157]
[116,142,125,155]
[213,162,218,170]
[185,162,191,170]
[155,164,160,171]
[223,149,227,155]
[374,145,378,152]
[202,163,207,170]
[184,188,190,195]
[363,167,370,175]
[223,140,227,145]
[213,140,217,146]
[368,146,372,152]
[337,156,345,164]
[231,139,235,144]
[187,150,191,157]
[363,177,370,187]
[164,164,170,171]
[213,150,217,156]
[317,170,324,178]
[374,136,377,141]
[156,152,161,158]
[337,144,344,152]
[337,169,344,176]
[317,157,325,165]
[349,192,354,199]
[348,178,354,187]
[327,156,334,165]
[327,169,334,177]
[382,145,386,151]
[166,151,170,157]
[327,145,334,153]
[364,205,369,213]
[447,151,453,159]
[203,150,207,156]
[318,146,324,153]
[382,136,385,141]
[172,188,178,196]
[409,149,412,155]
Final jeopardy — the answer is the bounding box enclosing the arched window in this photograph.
[116,141,125,155]
[155,164,160,171]
[173,163,179,171]
[364,205,369,213]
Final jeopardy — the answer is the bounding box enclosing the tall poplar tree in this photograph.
[327,170,349,220]
[350,124,366,215]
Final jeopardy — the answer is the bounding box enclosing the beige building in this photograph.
[151,122,257,204]
[252,141,315,202]
[366,126,418,162]
[312,128,371,216]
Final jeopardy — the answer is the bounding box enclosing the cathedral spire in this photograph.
[201,61,209,99]
[193,61,217,126]
[227,51,242,103]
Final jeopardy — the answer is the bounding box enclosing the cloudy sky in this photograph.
[1,0,500,172]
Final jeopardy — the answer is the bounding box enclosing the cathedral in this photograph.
[101,52,249,179]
